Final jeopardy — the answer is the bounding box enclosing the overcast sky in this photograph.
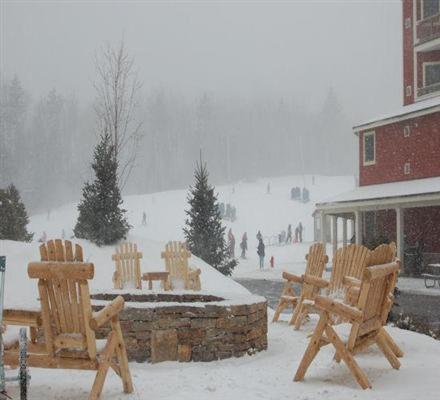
[1,0,402,124]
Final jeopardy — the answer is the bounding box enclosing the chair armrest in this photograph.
[315,295,363,322]
[189,267,201,276]
[90,296,124,330]
[343,276,361,288]
[346,287,360,305]
[303,275,329,288]
[282,271,303,283]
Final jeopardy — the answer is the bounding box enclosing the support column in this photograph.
[350,218,355,243]
[332,215,338,256]
[396,207,404,264]
[320,211,326,244]
[342,218,348,247]
[354,210,362,245]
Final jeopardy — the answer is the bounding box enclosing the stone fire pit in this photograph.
[91,291,267,363]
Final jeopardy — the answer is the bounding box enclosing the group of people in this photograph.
[219,203,237,222]
[227,229,248,259]
[290,186,310,203]
[278,222,303,245]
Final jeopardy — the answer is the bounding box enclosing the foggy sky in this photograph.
[1,0,402,124]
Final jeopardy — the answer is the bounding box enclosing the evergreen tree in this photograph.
[74,133,130,246]
[0,184,33,242]
[184,159,237,276]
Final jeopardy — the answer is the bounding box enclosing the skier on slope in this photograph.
[228,229,236,258]
[240,232,248,259]
[257,238,265,270]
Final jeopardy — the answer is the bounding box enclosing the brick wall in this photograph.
[359,111,440,186]
[403,0,415,105]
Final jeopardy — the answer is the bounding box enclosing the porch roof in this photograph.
[316,176,440,213]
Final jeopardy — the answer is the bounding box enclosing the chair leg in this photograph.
[111,316,134,394]
[294,312,328,382]
[89,332,118,400]
[324,325,371,390]
[376,331,401,370]
[381,328,404,358]
[273,299,287,322]
[289,296,303,327]
[293,302,308,330]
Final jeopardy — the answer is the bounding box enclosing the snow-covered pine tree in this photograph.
[74,133,130,246]
[183,159,237,276]
[0,184,33,242]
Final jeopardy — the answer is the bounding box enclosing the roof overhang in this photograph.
[353,98,440,134]
[316,177,440,215]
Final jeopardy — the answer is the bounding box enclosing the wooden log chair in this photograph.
[272,243,328,327]
[296,244,371,329]
[294,261,401,390]
[4,262,133,400]
[161,241,201,290]
[112,242,143,289]
[40,239,84,262]
[343,242,403,359]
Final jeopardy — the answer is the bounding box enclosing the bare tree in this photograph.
[94,39,142,189]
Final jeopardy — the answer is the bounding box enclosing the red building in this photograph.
[315,0,440,273]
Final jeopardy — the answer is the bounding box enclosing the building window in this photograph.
[404,162,411,175]
[424,62,440,87]
[406,85,412,97]
[403,125,411,137]
[363,131,375,166]
[422,0,440,19]
[405,17,411,28]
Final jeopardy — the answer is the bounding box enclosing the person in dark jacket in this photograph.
[240,232,248,259]
[257,238,265,270]
[286,224,292,244]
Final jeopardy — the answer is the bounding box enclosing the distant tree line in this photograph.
[1,74,355,214]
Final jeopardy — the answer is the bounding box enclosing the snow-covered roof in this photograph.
[353,96,440,133]
[317,176,440,210]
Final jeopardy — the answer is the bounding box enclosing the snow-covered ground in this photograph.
[1,174,440,399]
[27,174,355,281]
[3,312,440,400]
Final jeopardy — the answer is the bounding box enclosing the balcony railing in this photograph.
[417,81,440,97]
[416,13,440,45]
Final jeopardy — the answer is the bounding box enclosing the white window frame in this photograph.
[363,131,376,166]
[422,0,440,19]
[404,162,411,175]
[423,61,440,87]
[404,125,411,137]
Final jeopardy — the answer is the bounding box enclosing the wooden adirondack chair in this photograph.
[161,241,201,290]
[343,242,403,359]
[298,244,371,328]
[112,243,143,289]
[294,261,401,389]
[40,239,84,262]
[272,243,328,326]
[4,261,133,400]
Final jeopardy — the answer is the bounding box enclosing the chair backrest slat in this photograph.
[112,242,143,289]
[161,241,191,287]
[29,261,96,359]
[329,244,371,294]
[40,240,84,262]
[302,243,328,298]
[355,261,400,336]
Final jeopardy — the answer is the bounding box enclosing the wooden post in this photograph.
[332,215,338,256]
[396,207,404,265]
[350,218,355,243]
[320,211,326,244]
[354,210,362,245]
[342,218,348,247]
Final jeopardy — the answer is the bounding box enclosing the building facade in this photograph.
[315,0,440,273]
